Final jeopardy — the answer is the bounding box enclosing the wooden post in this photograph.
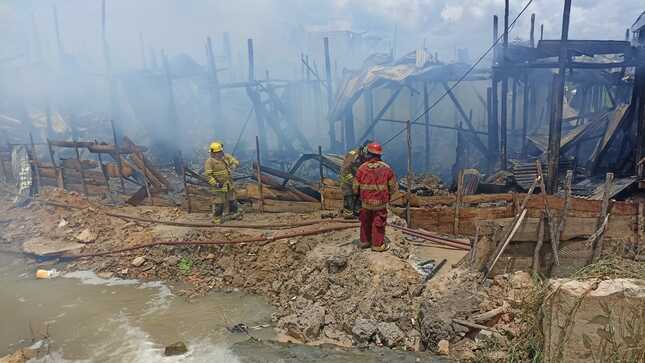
[46,139,64,189]
[110,119,126,194]
[423,82,431,171]
[137,150,153,206]
[344,109,355,151]
[530,14,536,48]
[499,0,509,170]
[592,172,613,262]
[101,0,118,139]
[635,63,645,180]
[73,142,88,196]
[521,73,530,159]
[511,78,518,133]
[323,37,335,150]
[247,38,255,82]
[405,119,413,226]
[69,117,88,196]
[491,15,500,172]
[486,87,498,172]
[454,169,464,235]
[181,159,190,212]
[535,159,559,266]
[532,212,545,276]
[96,151,111,194]
[29,133,42,193]
[318,145,324,210]
[545,0,572,193]
[639,202,644,249]
[255,136,264,213]
[540,24,544,41]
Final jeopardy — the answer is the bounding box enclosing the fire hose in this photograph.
[389,224,471,250]
[65,223,359,259]
[39,200,356,230]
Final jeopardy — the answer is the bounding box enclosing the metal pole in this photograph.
[405,119,413,226]
[255,136,264,213]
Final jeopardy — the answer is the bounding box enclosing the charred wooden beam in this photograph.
[323,37,335,150]
[546,0,572,194]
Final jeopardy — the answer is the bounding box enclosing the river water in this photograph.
[0,252,448,362]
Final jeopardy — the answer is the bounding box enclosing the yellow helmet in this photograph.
[209,142,224,153]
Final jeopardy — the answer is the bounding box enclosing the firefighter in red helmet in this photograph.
[352,142,398,252]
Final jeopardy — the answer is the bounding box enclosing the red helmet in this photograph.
[367,142,383,155]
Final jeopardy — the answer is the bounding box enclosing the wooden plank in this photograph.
[592,173,613,262]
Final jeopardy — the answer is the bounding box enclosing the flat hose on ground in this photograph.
[65,223,359,259]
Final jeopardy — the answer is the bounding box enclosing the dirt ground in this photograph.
[0,187,523,359]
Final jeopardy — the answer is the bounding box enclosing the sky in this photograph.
[0,0,642,71]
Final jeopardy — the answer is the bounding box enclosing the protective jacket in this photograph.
[339,149,362,192]
[352,158,397,210]
[205,154,239,192]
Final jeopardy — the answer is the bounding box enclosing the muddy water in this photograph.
[0,252,448,363]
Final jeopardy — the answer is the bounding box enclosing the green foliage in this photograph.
[178,257,193,274]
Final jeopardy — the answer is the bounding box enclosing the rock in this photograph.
[411,284,425,297]
[0,348,38,363]
[437,339,450,355]
[351,318,378,342]
[97,272,115,279]
[377,322,405,348]
[404,329,422,352]
[322,326,353,346]
[131,256,146,267]
[76,229,97,243]
[119,268,129,275]
[164,342,188,356]
[279,304,326,342]
[326,256,348,274]
[543,278,645,363]
[205,253,216,260]
[57,219,68,228]
[164,256,180,266]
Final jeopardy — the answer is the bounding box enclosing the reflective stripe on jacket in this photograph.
[352,158,397,210]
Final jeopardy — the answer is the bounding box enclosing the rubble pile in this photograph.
[404,174,449,196]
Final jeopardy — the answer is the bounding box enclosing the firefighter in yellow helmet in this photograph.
[338,140,371,218]
[205,142,240,223]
